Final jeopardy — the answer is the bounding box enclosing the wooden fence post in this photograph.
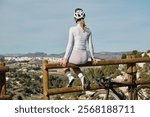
[0,62,6,97]
[42,60,49,100]
[126,55,137,100]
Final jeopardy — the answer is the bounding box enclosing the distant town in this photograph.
[0,50,150,99]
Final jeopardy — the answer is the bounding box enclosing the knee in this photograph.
[64,68,70,75]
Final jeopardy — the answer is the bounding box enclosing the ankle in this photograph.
[78,73,84,78]
[78,73,84,86]
[66,72,75,87]
[66,72,74,79]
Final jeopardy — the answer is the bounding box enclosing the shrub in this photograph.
[84,65,122,82]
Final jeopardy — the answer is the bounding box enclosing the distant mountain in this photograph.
[2,51,131,60]
[20,52,65,58]
[20,52,48,57]
[94,51,131,60]
[48,52,65,58]
[3,53,22,57]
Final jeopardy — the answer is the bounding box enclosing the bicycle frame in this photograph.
[96,75,138,100]
[104,81,127,100]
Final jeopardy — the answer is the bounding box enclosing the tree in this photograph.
[121,54,127,59]
[131,50,142,58]
[147,50,150,53]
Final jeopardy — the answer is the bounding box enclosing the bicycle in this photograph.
[89,75,150,100]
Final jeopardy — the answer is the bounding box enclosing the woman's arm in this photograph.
[88,32,97,65]
[88,32,94,59]
[64,28,74,61]
[60,28,74,67]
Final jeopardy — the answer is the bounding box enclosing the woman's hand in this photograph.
[91,57,97,65]
[60,58,67,67]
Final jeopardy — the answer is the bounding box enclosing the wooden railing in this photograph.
[0,62,11,100]
[42,57,150,100]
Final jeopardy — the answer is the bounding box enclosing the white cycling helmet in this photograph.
[74,8,85,20]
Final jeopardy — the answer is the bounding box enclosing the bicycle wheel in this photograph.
[90,89,120,100]
[133,85,150,100]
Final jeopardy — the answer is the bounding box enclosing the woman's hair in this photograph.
[74,18,84,23]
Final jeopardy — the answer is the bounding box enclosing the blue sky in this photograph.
[0,0,150,54]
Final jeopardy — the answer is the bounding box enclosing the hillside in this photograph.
[3,51,131,60]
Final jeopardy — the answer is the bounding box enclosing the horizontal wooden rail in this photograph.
[0,66,9,73]
[0,95,12,100]
[46,58,150,69]
[47,80,150,95]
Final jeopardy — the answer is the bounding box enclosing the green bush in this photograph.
[84,65,122,82]
[139,73,150,81]
[48,75,66,88]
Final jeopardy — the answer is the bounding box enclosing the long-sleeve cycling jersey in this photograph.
[64,24,94,64]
